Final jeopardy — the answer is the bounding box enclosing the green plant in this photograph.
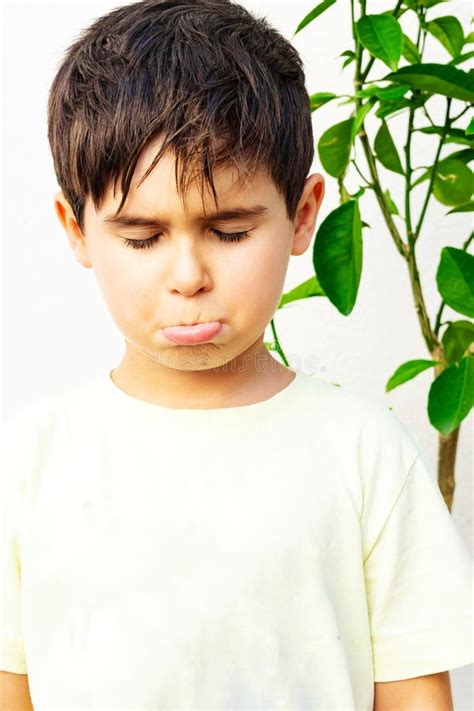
[268,0,473,512]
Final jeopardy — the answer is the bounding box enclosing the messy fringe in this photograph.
[47,0,314,232]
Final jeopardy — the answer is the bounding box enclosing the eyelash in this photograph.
[120,229,251,250]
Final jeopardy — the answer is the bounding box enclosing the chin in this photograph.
[157,347,229,372]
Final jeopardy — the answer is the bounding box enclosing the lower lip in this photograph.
[162,321,223,344]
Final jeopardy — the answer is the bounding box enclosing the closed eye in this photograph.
[120,228,252,250]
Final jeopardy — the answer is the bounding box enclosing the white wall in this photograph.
[1,0,472,707]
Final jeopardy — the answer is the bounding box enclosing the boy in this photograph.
[0,0,472,709]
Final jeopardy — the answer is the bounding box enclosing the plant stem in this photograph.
[404,104,416,244]
[414,98,452,240]
[358,136,407,258]
[433,301,446,338]
[405,6,422,241]
[422,105,435,126]
[360,57,375,84]
[405,247,439,350]
[402,87,438,349]
[351,159,373,187]
[354,87,406,256]
[462,231,474,251]
[352,1,439,353]
[270,318,289,366]
[451,105,470,122]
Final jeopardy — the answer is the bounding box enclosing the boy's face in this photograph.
[54,135,324,401]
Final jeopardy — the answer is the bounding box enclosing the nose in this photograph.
[166,236,211,297]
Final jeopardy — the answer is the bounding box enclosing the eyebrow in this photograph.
[103,204,269,227]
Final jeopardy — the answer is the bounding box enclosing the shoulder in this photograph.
[0,376,104,485]
[2,373,107,436]
[297,371,422,508]
[298,370,420,455]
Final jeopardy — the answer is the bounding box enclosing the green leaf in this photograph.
[450,50,474,67]
[294,0,337,35]
[278,276,325,308]
[374,121,404,174]
[402,33,421,64]
[466,118,474,135]
[422,0,450,7]
[352,186,366,200]
[385,63,474,102]
[403,0,449,8]
[427,16,465,59]
[445,136,473,148]
[442,320,474,364]
[386,359,439,392]
[433,158,474,206]
[444,148,474,164]
[411,167,431,188]
[418,125,474,147]
[337,96,356,107]
[375,98,412,119]
[340,51,356,68]
[356,84,409,101]
[436,247,474,317]
[310,92,338,111]
[444,135,474,148]
[356,14,403,71]
[428,356,474,435]
[447,201,474,214]
[384,189,400,215]
[318,118,354,178]
[313,200,362,316]
[351,98,377,139]
[413,152,474,191]
[466,32,474,44]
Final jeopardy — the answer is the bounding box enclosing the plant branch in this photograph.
[418,7,427,57]
[353,71,406,256]
[451,105,470,123]
[270,318,289,366]
[360,56,375,85]
[422,104,435,127]
[405,246,439,351]
[462,231,474,251]
[414,98,452,241]
[351,2,440,352]
[433,301,446,339]
[351,159,373,187]
[404,104,416,243]
[357,134,406,260]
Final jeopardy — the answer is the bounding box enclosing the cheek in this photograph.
[92,250,156,324]
[234,236,289,306]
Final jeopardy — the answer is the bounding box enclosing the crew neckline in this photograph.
[102,366,307,424]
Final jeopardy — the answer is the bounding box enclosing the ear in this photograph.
[291,173,325,257]
[53,191,92,269]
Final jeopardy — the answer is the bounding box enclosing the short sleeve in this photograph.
[363,451,473,682]
[0,408,35,673]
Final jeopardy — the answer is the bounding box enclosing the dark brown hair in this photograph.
[47,0,314,232]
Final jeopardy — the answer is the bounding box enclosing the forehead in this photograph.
[97,135,280,222]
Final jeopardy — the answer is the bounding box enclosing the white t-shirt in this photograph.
[1,367,472,711]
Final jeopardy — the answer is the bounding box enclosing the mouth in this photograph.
[162,320,223,345]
